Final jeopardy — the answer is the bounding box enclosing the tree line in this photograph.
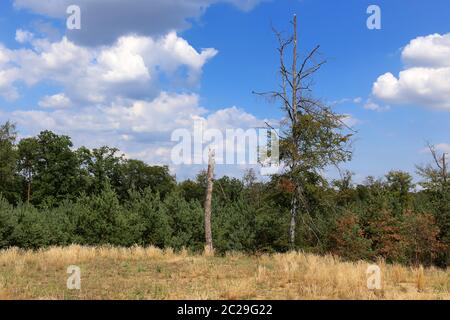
[0,121,449,266]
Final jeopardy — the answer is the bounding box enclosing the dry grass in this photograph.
[0,246,449,300]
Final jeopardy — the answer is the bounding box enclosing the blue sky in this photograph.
[0,0,449,182]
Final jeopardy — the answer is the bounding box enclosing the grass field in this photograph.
[0,246,449,300]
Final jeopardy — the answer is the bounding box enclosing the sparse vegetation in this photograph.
[0,246,448,300]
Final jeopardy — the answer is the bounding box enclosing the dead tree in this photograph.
[204,149,215,254]
[253,15,353,248]
[427,143,448,191]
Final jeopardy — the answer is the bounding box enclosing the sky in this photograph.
[0,0,449,182]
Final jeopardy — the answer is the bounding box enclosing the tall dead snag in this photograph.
[204,149,215,254]
[418,143,449,192]
[445,153,448,187]
[254,14,353,248]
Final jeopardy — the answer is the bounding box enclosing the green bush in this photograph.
[127,189,172,247]
[0,197,18,249]
[75,184,143,246]
[164,192,204,251]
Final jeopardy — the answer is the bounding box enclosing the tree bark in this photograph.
[443,153,447,186]
[204,149,215,254]
[289,15,299,248]
[27,180,31,204]
[292,14,298,120]
[289,192,297,248]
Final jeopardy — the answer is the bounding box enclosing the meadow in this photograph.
[0,246,449,300]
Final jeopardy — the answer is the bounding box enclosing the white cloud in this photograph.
[1,2,265,178]
[402,33,450,68]
[0,45,19,99]
[363,99,390,112]
[330,97,363,106]
[0,32,217,102]
[38,93,71,108]
[363,100,381,111]
[13,92,203,136]
[0,70,19,101]
[15,29,34,43]
[97,38,150,83]
[0,46,9,66]
[372,33,450,110]
[9,92,267,169]
[13,0,265,46]
[206,106,264,129]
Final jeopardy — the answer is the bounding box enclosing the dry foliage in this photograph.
[0,246,448,300]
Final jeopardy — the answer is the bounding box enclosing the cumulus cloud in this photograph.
[402,34,450,68]
[2,1,267,178]
[0,46,9,66]
[363,99,390,112]
[0,61,19,101]
[0,32,217,102]
[372,33,450,109]
[9,92,267,168]
[13,0,265,46]
[206,106,263,129]
[363,100,381,111]
[13,92,203,137]
[15,29,34,43]
[38,93,71,108]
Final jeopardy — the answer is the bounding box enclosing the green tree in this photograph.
[212,198,256,253]
[214,176,244,203]
[417,144,450,265]
[165,192,204,251]
[18,131,83,206]
[0,122,21,203]
[118,160,175,199]
[75,183,142,246]
[84,146,124,194]
[17,137,39,203]
[0,196,18,248]
[128,189,172,247]
[332,171,357,207]
[385,170,414,215]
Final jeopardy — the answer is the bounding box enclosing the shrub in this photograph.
[0,197,18,249]
[329,211,373,261]
[164,192,204,251]
[402,211,447,266]
[127,189,172,247]
[74,184,143,246]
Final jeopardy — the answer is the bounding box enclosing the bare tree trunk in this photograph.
[289,192,297,248]
[443,153,447,186]
[289,15,299,249]
[292,14,298,119]
[27,180,31,204]
[204,149,215,255]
